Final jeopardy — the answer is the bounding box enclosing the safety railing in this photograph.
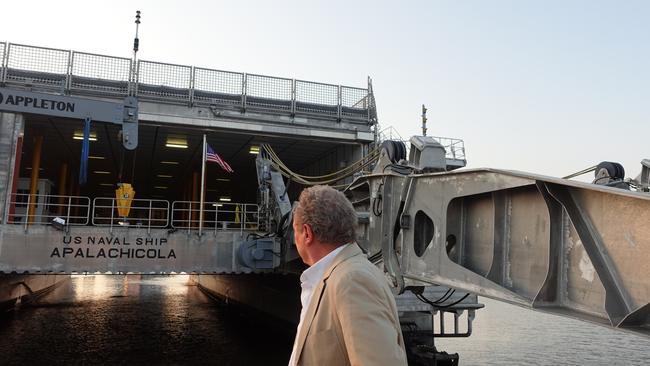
[193,67,244,106]
[136,60,192,102]
[378,126,467,162]
[0,42,6,84]
[5,43,69,91]
[245,73,293,111]
[5,193,90,228]
[432,136,466,161]
[91,197,169,233]
[0,41,372,122]
[70,51,132,96]
[295,80,339,116]
[171,201,259,233]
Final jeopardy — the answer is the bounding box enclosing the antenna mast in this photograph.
[133,10,141,60]
[421,104,428,136]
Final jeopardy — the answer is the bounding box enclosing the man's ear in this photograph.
[303,223,314,246]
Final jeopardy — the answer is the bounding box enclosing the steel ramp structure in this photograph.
[350,168,650,337]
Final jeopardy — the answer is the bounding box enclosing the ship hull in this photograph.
[191,273,301,326]
[0,274,69,312]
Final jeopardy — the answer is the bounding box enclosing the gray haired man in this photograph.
[288,185,407,366]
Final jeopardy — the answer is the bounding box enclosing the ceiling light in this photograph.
[212,203,224,207]
[99,183,113,187]
[73,131,97,141]
[166,136,187,149]
[219,197,231,202]
[249,146,260,155]
[166,143,187,149]
[157,174,173,178]
[216,178,230,182]
[93,171,111,174]
[89,156,105,160]
[154,186,168,189]
[161,161,180,165]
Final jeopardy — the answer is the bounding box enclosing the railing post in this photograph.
[337,86,342,121]
[214,204,218,236]
[240,204,246,237]
[134,60,140,97]
[291,79,296,116]
[0,42,7,84]
[66,196,72,225]
[24,194,30,232]
[110,198,115,234]
[85,197,90,225]
[187,202,192,235]
[189,66,195,106]
[148,200,153,235]
[65,50,73,93]
[242,73,247,111]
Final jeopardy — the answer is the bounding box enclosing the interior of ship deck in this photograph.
[10,114,364,227]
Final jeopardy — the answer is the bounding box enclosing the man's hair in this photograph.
[294,185,357,245]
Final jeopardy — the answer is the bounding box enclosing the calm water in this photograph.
[0,275,294,365]
[436,297,650,365]
[2,276,649,365]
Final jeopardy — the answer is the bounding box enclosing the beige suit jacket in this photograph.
[293,244,407,366]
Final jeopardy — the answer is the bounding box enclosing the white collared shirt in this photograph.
[288,244,349,366]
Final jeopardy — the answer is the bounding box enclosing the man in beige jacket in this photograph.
[288,185,407,366]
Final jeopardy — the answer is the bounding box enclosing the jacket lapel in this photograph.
[293,243,363,363]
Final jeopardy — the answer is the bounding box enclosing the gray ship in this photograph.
[1,40,649,364]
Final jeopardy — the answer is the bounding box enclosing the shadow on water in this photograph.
[0,275,294,366]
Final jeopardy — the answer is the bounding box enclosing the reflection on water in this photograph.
[4,277,649,365]
[436,297,650,366]
[0,275,293,366]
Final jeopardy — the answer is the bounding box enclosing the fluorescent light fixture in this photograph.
[212,203,224,207]
[99,183,113,187]
[73,131,97,141]
[219,197,231,202]
[161,161,180,165]
[166,136,187,149]
[166,143,187,149]
[249,145,260,155]
[154,186,168,189]
[216,178,230,182]
[25,167,44,171]
[157,174,173,178]
[93,171,111,174]
[89,156,105,160]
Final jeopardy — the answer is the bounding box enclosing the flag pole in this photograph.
[199,134,207,236]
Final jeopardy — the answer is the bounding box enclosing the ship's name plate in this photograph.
[50,235,176,259]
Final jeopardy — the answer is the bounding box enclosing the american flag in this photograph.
[206,144,234,173]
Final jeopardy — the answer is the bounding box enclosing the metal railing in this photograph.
[171,201,259,233]
[70,51,132,96]
[378,126,467,162]
[3,194,262,234]
[91,197,169,233]
[432,136,466,161]
[0,42,6,84]
[0,41,372,122]
[5,193,90,228]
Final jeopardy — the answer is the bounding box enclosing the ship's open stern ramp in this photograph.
[350,168,650,337]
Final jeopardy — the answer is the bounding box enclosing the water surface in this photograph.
[436,297,650,365]
[0,275,293,365]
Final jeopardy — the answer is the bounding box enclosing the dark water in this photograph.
[436,297,650,365]
[0,275,294,366]
[3,276,650,366]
